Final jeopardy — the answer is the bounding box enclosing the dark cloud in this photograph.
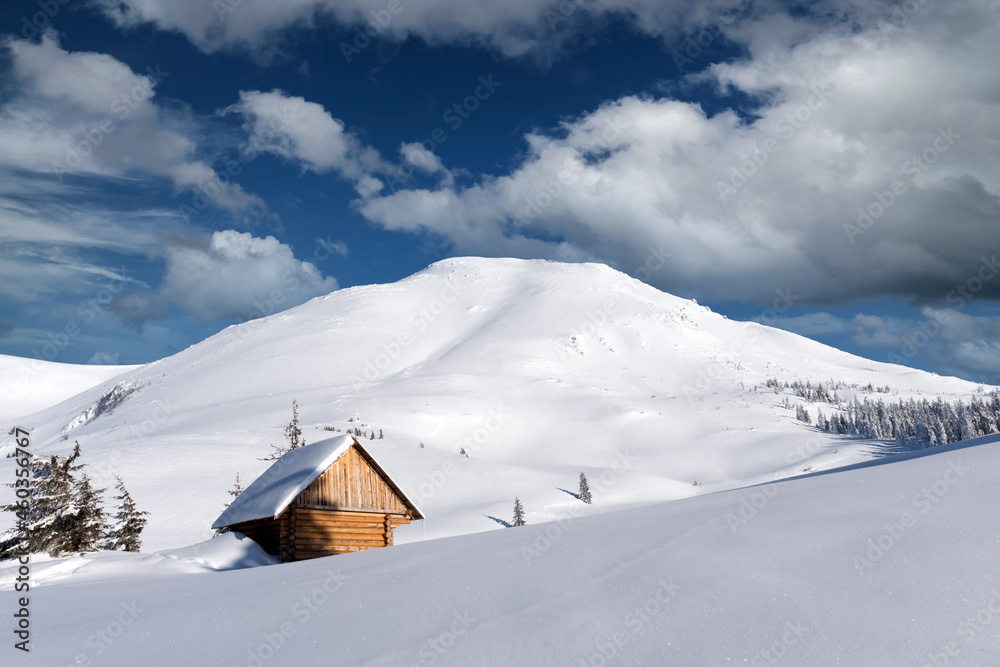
[108,290,169,331]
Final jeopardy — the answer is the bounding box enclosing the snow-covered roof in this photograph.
[212,435,421,529]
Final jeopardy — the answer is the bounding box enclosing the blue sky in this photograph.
[1,0,999,383]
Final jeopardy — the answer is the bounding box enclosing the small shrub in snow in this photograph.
[578,473,592,504]
[512,497,526,526]
[215,473,244,536]
[260,399,307,461]
[225,473,243,507]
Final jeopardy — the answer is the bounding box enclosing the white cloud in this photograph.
[7,33,157,118]
[355,0,1000,305]
[87,351,122,365]
[764,306,1000,383]
[848,314,903,349]
[0,33,266,219]
[753,312,848,336]
[223,89,394,194]
[400,142,453,187]
[90,0,744,60]
[156,230,339,323]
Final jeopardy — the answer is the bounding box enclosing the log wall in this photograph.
[233,507,411,562]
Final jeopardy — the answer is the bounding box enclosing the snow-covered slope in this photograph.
[0,354,136,423]
[0,258,990,554]
[3,433,998,666]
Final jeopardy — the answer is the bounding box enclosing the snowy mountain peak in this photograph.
[1,258,988,554]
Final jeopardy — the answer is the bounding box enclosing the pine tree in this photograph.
[512,497,526,526]
[105,474,148,552]
[64,472,108,554]
[1,442,84,557]
[578,473,592,504]
[216,473,245,536]
[261,399,307,460]
[225,473,243,508]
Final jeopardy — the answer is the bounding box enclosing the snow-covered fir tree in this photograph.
[225,473,243,508]
[105,473,149,552]
[261,399,307,460]
[64,471,108,554]
[1,441,85,557]
[578,473,592,504]
[512,497,526,526]
[800,389,1000,449]
[795,404,812,424]
[215,473,244,535]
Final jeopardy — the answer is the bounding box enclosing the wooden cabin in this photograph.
[212,435,423,562]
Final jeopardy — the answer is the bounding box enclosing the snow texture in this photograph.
[0,257,998,664]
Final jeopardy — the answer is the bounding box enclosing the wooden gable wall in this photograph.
[294,444,411,515]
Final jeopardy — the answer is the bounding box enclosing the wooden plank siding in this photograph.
[296,446,410,513]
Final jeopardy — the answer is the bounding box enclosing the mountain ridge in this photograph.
[0,257,989,552]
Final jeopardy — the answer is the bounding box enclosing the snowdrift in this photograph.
[2,433,998,665]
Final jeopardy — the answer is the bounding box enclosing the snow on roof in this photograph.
[212,435,356,529]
